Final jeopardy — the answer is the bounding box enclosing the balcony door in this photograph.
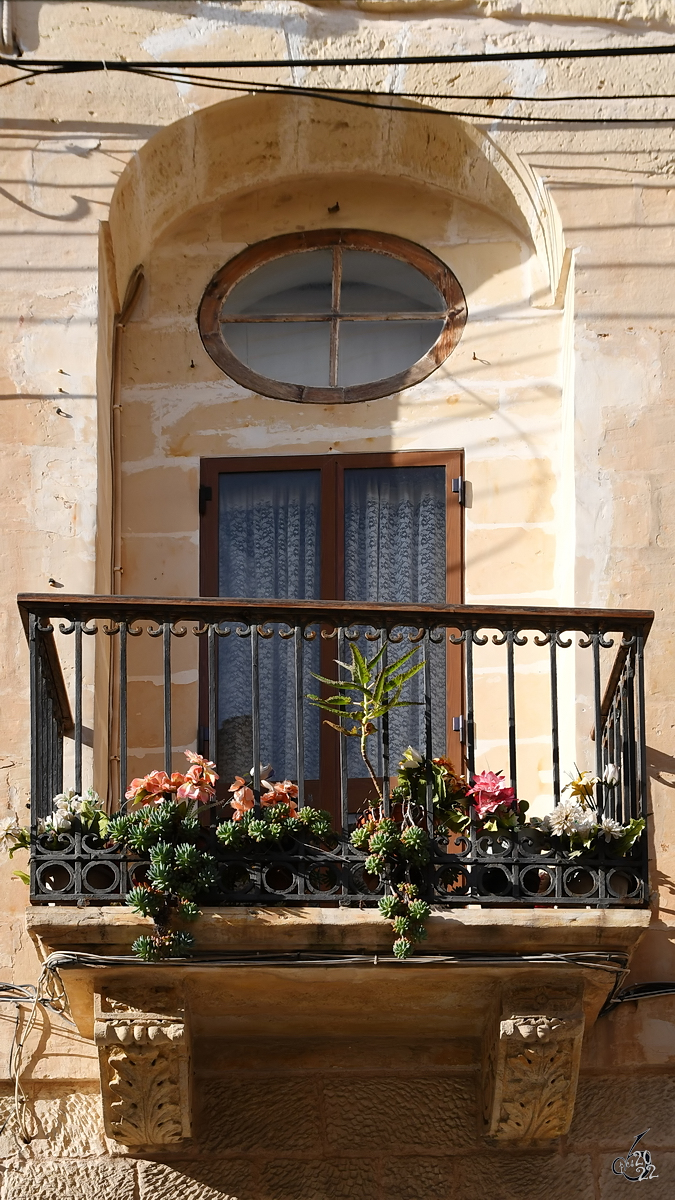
[200,452,463,817]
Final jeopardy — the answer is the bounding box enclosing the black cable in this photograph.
[87,69,675,125]
[3,43,675,68]
[2,60,673,123]
[601,981,675,1013]
[44,948,629,973]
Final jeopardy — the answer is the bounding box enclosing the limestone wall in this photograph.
[0,2,675,1197]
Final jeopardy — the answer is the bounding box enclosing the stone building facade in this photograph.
[1,2,675,1198]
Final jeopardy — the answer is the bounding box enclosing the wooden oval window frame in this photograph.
[198,229,467,404]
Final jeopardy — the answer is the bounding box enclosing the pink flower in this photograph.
[466,771,517,819]
[261,779,299,813]
[229,776,255,820]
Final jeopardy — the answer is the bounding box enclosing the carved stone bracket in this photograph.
[483,986,585,1141]
[94,984,191,1147]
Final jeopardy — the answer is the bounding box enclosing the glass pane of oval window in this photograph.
[337,320,444,387]
[223,322,331,387]
[340,250,445,314]
[221,249,333,315]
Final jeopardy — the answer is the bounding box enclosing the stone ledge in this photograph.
[23,906,651,1148]
[26,904,652,957]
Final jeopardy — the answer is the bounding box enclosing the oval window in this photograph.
[198,230,467,404]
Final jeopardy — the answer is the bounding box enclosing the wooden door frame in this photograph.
[199,450,465,808]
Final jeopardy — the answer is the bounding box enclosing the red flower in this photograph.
[466,771,517,819]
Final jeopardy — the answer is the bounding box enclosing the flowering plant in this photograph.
[220,767,329,847]
[125,750,218,807]
[529,767,644,856]
[391,746,468,830]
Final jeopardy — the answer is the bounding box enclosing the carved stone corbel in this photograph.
[483,986,585,1141]
[94,985,191,1146]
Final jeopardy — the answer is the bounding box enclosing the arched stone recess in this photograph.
[107,93,564,305]
[96,92,572,802]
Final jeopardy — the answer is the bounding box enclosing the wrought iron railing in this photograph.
[18,594,652,908]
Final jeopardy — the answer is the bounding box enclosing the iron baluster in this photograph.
[119,620,127,809]
[294,624,305,811]
[163,621,172,777]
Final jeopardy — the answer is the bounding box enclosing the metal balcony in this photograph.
[18,594,652,908]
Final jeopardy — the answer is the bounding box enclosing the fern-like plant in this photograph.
[307,641,424,801]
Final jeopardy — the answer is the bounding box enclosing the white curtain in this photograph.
[343,466,446,777]
[216,464,446,789]
[217,470,321,786]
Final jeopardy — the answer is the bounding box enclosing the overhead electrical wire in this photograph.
[1,59,674,123]
[4,41,675,67]
[2,42,675,121]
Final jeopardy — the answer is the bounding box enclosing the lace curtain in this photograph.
[217,470,322,785]
[217,464,446,788]
[343,466,446,777]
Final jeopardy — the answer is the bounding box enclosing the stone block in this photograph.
[2,1092,106,1158]
[598,1148,674,1197]
[382,1152,595,1200]
[1,1159,136,1200]
[261,1157,379,1200]
[569,1076,675,1149]
[138,1159,255,1200]
[198,1078,323,1155]
[323,1076,477,1152]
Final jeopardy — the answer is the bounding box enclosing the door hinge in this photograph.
[452,715,465,743]
[451,477,466,506]
[199,484,212,515]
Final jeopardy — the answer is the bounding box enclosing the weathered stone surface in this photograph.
[138,1159,255,1200]
[598,1149,674,1198]
[199,1078,323,1155]
[1,1159,137,1200]
[261,1157,379,1200]
[0,1092,107,1159]
[569,1076,675,1148]
[382,1152,595,1200]
[323,1077,477,1150]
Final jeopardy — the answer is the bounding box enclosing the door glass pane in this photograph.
[340,250,445,313]
[217,470,321,787]
[222,321,331,386]
[221,250,333,315]
[344,466,446,778]
[337,319,444,387]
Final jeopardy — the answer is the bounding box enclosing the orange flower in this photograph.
[229,776,255,821]
[261,779,299,813]
[125,770,182,805]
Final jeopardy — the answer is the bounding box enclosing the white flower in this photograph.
[598,817,623,842]
[42,812,72,833]
[403,746,424,766]
[52,789,78,809]
[571,810,596,835]
[250,764,273,781]
[603,763,619,787]
[546,798,589,837]
[0,815,19,852]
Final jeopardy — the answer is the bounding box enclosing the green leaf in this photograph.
[382,646,420,676]
[308,674,357,690]
[11,870,30,886]
[385,659,425,690]
[365,642,387,672]
[350,642,369,687]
